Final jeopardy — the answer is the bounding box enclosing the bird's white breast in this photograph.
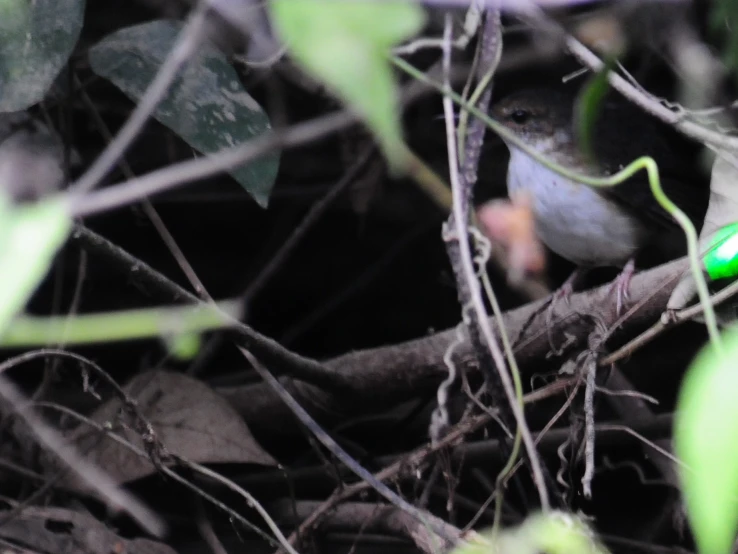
[507,148,643,267]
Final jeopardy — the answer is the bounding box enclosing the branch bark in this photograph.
[220,258,690,435]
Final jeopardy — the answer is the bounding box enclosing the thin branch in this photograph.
[244,146,376,301]
[0,375,165,536]
[69,223,348,390]
[602,369,679,488]
[515,1,738,150]
[440,13,550,510]
[222,258,689,436]
[240,347,460,547]
[255,377,574,550]
[75,72,212,302]
[69,4,210,196]
[70,110,356,217]
[581,353,596,497]
[70,212,691,438]
[601,277,738,366]
[281,412,495,545]
[36,403,295,553]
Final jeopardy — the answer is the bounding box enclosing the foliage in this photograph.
[710,0,738,86]
[269,0,424,170]
[4,1,738,554]
[0,3,277,349]
[574,61,614,163]
[452,512,609,554]
[676,326,738,554]
[0,0,85,111]
[89,20,278,207]
[0,196,71,339]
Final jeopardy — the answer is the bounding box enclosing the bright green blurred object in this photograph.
[0,301,240,347]
[574,61,614,163]
[450,511,609,554]
[269,0,424,171]
[675,325,738,554]
[0,196,71,339]
[704,222,738,281]
[167,332,202,361]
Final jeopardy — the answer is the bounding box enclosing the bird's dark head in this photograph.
[490,88,577,156]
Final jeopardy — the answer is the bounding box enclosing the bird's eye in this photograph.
[510,109,530,124]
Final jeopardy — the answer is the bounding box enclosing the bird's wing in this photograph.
[600,167,709,233]
[590,97,710,232]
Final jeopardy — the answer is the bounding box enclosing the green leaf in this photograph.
[166,332,202,360]
[710,0,738,88]
[88,20,278,207]
[0,196,71,337]
[0,300,240,347]
[675,328,738,554]
[574,59,615,163]
[703,222,738,281]
[269,0,424,171]
[0,0,85,111]
[450,511,609,554]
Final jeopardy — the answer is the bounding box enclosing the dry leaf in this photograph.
[0,505,176,554]
[56,370,275,493]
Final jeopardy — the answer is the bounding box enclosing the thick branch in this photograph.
[220,258,690,435]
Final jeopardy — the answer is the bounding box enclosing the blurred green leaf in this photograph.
[574,60,614,163]
[269,0,424,171]
[89,20,278,207]
[676,327,738,554]
[451,511,609,554]
[0,196,71,337]
[710,0,738,86]
[0,300,240,347]
[703,222,738,281]
[0,0,85,111]
[166,332,202,360]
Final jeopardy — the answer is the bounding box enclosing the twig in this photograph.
[281,413,494,545]
[36,403,296,553]
[232,377,574,543]
[69,4,210,196]
[0,375,165,536]
[69,223,348,390]
[221,258,690,437]
[457,3,532,531]
[70,109,356,217]
[239,347,460,547]
[244,146,376,301]
[464,377,579,532]
[278,224,429,345]
[602,369,679,488]
[195,499,230,554]
[174,458,301,554]
[75,72,212,302]
[581,353,596,498]
[601,278,738,366]
[514,1,738,150]
[274,500,471,554]
[596,424,686,471]
[440,14,550,510]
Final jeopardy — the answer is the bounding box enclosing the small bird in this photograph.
[489,87,709,310]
